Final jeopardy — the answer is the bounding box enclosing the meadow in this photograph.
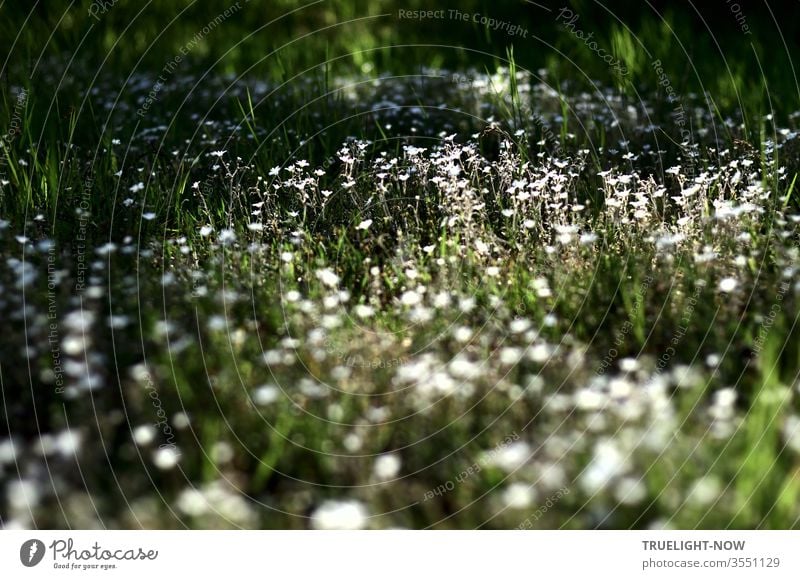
[1,0,800,529]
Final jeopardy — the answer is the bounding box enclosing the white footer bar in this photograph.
[1,531,797,578]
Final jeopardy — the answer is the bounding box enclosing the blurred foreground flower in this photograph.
[311,500,369,530]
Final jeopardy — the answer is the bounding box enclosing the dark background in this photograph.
[1,0,798,117]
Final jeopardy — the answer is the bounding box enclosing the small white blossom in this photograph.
[316,268,340,288]
[373,454,402,480]
[311,500,369,530]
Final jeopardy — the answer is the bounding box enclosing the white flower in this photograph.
[356,219,373,231]
[311,500,369,530]
[0,439,19,464]
[62,335,88,355]
[499,347,522,365]
[459,297,475,312]
[176,488,208,516]
[528,343,552,363]
[133,425,156,446]
[681,184,701,197]
[452,326,472,342]
[502,483,536,509]
[400,290,422,306]
[343,433,362,452]
[354,304,375,318]
[619,358,640,373]
[7,479,41,510]
[219,229,236,244]
[153,447,181,470]
[719,387,737,406]
[373,454,402,480]
[475,239,490,254]
[575,388,606,411]
[718,277,738,293]
[253,384,280,405]
[614,477,647,505]
[580,440,625,493]
[486,441,531,472]
[782,415,800,453]
[448,355,481,380]
[54,429,82,457]
[316,268,340,288]
[509,318,531,333]
[211,442,234,464]
[432,292,451,308]
[687,476,721,507]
